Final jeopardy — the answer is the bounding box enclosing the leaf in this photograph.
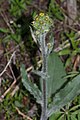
[71,114,77,120]
[64,71,79,79]
[65,57,71,68]
[78,112,80,120]
[47,74,80,117]
[67,114,71,120]
[59,49,71,55]
[15,101,24,108]
[10,34,21,43]
[20,64,42,104]
[0,28,9,33]
[3,35,11,43]
[49,0,64,21]
[46,52,66,98]
[49,112,61,120]
[30,26,37,44]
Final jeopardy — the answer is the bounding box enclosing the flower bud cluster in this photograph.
[32,13,53,35]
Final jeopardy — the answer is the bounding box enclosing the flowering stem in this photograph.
[32,12,53,120]
[40,33,48,120]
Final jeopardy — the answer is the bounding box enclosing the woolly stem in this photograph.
[40,33,48,120]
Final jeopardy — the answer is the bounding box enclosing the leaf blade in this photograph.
[20,64,42,104]
[46,52,66,98]
[47,74,80,117]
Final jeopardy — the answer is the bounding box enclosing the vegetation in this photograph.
[0,0,80,120]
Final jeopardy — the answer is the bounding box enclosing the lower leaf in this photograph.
[47,74,80,117]
[20,64,42,104]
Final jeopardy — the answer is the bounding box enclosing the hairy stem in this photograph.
[40,33,48,120]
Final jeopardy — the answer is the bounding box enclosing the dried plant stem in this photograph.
[0,80,16,102]
[0,51,16,77]
[67,0,77,25]
[1,12,14,34]
[15,107,33,120]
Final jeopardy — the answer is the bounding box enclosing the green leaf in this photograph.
[49,112,61,120]
[20,64,42,104]
[47,74,80,117]
[0,28,9,33]
[46,52,66,98]
[64,71,79,79]
[78,112,80,120]
[65,57,71,68]
[15,101,24,108]
[49,0,64,21]
[10,34,21,43]
[66,32,77,50]
[71,114,77,120]
[71,109,80,115]
[59,49,71,55]
[69,105,80,112]
[3,35,11,43]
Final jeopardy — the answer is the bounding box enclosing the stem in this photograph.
[40,33,48,120]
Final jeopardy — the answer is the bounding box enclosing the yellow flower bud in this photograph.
[47,43,51,48]
[36,17,39,21]
[39,12,44,16]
